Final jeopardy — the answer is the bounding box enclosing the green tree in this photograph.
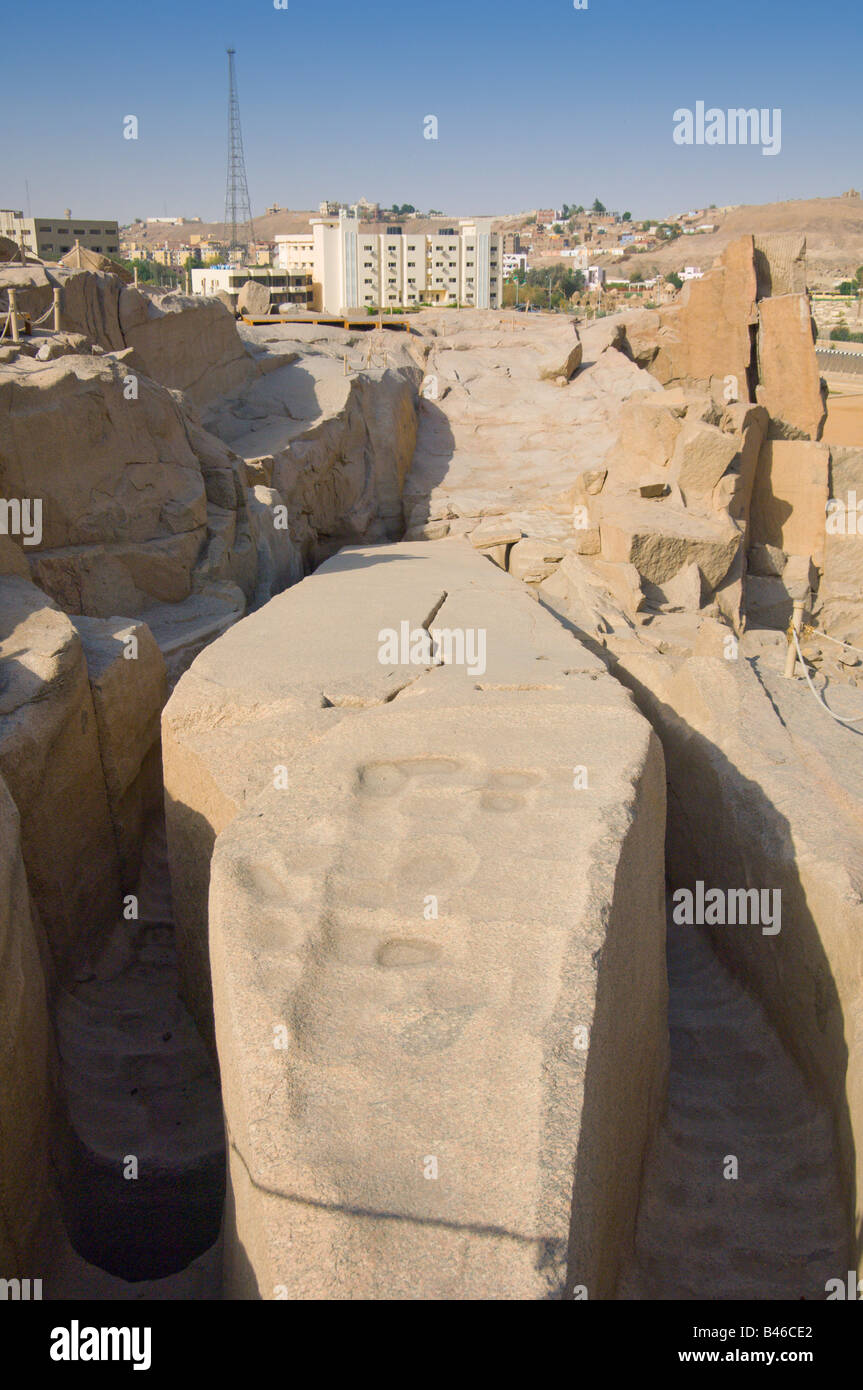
[838,281,857,296]
[622,211,632,221]
[856,266,863,285]
[592,198,606,214]
[666,271,683,290]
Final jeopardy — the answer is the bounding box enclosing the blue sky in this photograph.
[3,0,859,223]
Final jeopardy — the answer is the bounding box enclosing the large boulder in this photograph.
[163,538,668,1299]
[0,354,208,616]
[820,446,863,643]
[236,280,271,317]
[749,439,830,564]
[46,268,125,351]
[598,495,742,590]
[0,577,121,974]
[756,293,826,440]
[753,233,808,300]
[537,320,583,380]
[0,264,53,321]
[118,288,259,404]
[648,237,758,398]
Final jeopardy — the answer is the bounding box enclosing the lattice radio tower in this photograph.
[224,47,256,261]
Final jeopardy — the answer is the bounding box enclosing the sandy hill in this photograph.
[614,198,862,287]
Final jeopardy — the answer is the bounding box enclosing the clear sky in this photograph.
[3,0,859,224]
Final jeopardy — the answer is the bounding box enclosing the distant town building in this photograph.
[0,210,119,260]
[560,247,590,270]
[151,243,190,268]
[587,266,606,288]
[502,232,522,254]
[351,197,381,221]
[146,216,184,226]
[502,252,529,277]
[534,209,558,228]
[312,211,502,313]
[682,266,704,280]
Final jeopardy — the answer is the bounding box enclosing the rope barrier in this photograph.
[800,623,863,659]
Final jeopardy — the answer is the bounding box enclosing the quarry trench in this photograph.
[47,595,853,1301]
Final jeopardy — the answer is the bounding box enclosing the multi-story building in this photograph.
[0,210,119,260]
[274,233,315,273]
[312,211,502,313]
[190,264,313,310]
[502,232,522,254]
[152,243,193,268]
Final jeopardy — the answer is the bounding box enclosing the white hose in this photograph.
[793,630,863,728]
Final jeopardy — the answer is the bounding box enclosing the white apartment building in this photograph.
[502,252,529,277]
[274,234,315,274]
[682,266,704,280]
[311,211,502,313]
